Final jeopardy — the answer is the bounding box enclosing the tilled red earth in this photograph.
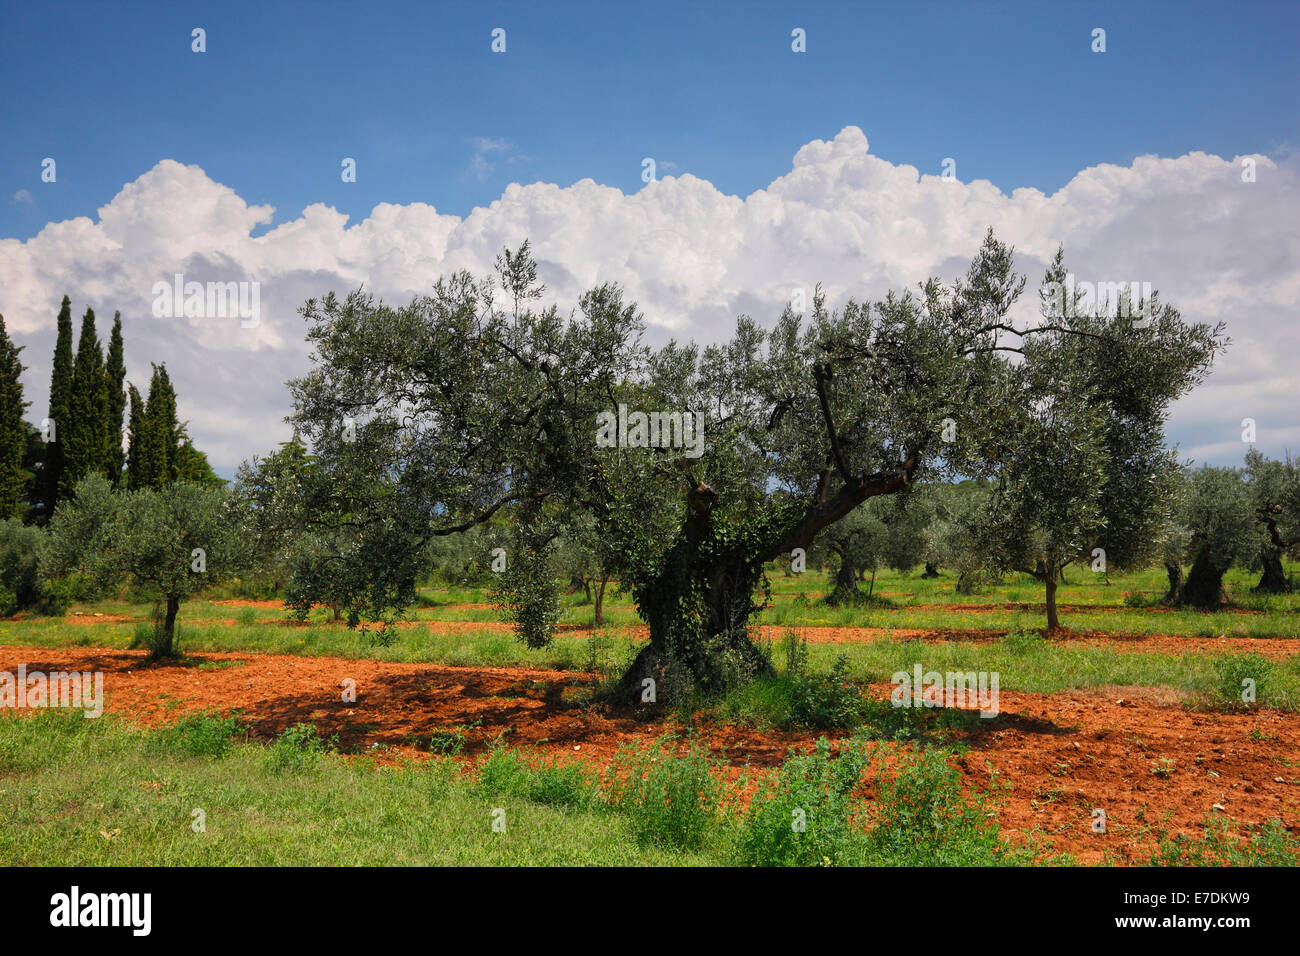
[3,643,1297,864]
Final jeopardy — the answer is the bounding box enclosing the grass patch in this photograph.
[1150,815,1300,866]
[604,736,720,850]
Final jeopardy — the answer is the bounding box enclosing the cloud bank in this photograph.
[1,126,1296,473]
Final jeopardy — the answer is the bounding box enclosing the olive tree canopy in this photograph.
[277,234,1224,694]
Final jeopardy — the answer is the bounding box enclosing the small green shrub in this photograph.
[1151,815,1300,866]
[154,711,243,758]
[35,576,77,615]
[1000,630,1044,655]
[1211,653,1273,709]
[733,737,870,866]
[477,743,597,808]
[865,746,1019,865]
[266,723,335,772]
[0,585,17,618]
[788,655,866,729]
[427,726,470,756]
[605,736,719,849]
[0,518,46,615]
[722,635,869,731]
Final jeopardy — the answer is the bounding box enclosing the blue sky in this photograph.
[3,0,1297,239]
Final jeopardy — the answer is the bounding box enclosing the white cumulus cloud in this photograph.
[0,126,1295,474]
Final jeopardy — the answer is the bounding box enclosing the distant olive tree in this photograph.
[1177,465,1256,608]
[554,514,615,626]
[918,481,992,588]
[0,518,49,615]
[1244,449,1300,593]
[43,475,246,657]
[970,252,1221,632]
[815,502,888,605]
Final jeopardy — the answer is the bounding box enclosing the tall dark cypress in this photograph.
[44,296,75,515]
[103,312,127,486]
[141,363,179,488]
[0,314,29,518]
[62,307,107,499]
[125,383,148,490]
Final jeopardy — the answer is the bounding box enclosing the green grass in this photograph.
[0,562,1296,711]
[0,709,1075,866]
[15,560,1299,643]
[1150,814,1300,866]
[3,701,1295,867]
[0,710,714,866]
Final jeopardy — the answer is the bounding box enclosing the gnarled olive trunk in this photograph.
[827,550,859,606]
[615,457,919,703]
[1253,513,1292,593]
[1179,544,1228,608]
[1162,562,1183,605]
[1254,551,1289,593]
[618,573,773,701]
[921,561,940,578]
[617,483,774,701]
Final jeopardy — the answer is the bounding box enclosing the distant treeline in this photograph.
[0,294,220,523]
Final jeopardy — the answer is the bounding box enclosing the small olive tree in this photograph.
[815,502,888,605]
[43,475,246,657]
[972,252,1220,632]
[554,514,615,626]
[1244,449,1300,593]
[1178,465,1257,608]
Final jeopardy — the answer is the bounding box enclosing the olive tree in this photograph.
[0,518,49,615]
[917,481,990,586]
[235,434,423,626]
[43,475,245,657]
[1244,449,1300,593]
[965,252,1221,631]
[1177,465,1257,607]
[814,501,888,605]
[280,234,1223,695]
[554,514,615,626]
[878,492,931,576]
[1153,471,1194,604]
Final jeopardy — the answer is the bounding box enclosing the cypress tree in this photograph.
[142,363,178,488]
[103,312,127,486]
[44,296,74,514]
[125,383,148,490]
[0,314,29,518]
[62,307,107,499]
[127,364,213,491]
[174,440,224,487]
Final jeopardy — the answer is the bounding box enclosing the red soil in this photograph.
[2,643,1296,865]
